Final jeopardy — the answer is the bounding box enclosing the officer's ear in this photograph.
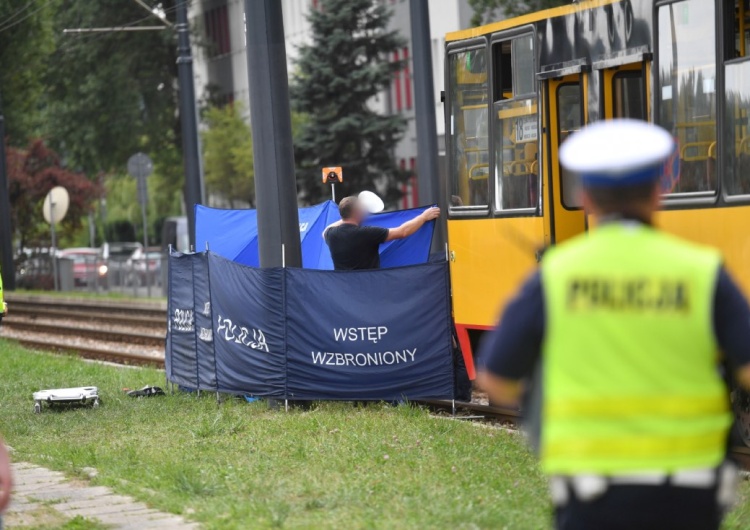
[580,188,599,217]
[650,182,663,210]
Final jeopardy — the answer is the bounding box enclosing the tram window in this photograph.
[723,60,750,195]
[513,36,535,97]
[612,71,645,121]
[448,48,489,207]
[492,34,538,212]
[493,41,512,100]
[657,0,717,194]
[557,84,582,208]
[728,0,750,59]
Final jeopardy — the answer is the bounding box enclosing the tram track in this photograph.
[12,336,165,368]
[2,294,167,366]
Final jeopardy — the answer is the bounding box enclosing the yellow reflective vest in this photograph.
[540,222,731,475]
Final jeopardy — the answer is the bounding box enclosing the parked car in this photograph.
[15,251,54,290]
[58,248,108,287]
[126,247,162,286]
[102,242,142,287]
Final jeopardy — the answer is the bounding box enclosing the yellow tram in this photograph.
[444,0,750,379]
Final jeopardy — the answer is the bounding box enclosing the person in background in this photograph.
[323,196,440,270]
[0,269,5,327]
[0,437,11,529]
[477,119,750,530]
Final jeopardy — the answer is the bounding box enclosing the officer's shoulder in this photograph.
[654,229,723,264]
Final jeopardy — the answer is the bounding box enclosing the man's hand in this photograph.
[0,440,12,513]
[386,206,441,242]
[476,370,524,408]
[421,207,440,221]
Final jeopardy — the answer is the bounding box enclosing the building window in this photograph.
[393,50,403,112]
[404,47,412,110]
[410,157,418,205]
[204,4,230,57]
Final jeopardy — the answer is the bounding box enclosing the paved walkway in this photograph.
[5,462,200,529]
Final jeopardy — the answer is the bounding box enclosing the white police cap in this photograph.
[559,119,675,188]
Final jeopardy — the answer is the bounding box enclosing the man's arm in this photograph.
[713,266,750,390]
[0,437,11,513]
[385,207,440,242]
[476,271,545,408]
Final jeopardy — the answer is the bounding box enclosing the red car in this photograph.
[58,248,108,287]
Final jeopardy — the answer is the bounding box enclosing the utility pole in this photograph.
[409,0,445,252]
[176,0,204,246]
[244,0,302,269]
[0,91,15,290]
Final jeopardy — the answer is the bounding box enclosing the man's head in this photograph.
[338,196,365,224]
[560,119,675,223]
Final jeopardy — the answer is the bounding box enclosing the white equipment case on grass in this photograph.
[33,387,100,413]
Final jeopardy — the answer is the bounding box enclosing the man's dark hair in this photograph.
[338,196,359,219]
[585,181,659,218]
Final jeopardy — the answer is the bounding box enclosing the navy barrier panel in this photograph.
[166,252,199,389]
[208,252,286,396]
[192,252,217,390]
[284,262,454,400]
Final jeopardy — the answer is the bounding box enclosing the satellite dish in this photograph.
[358,190,384,213]
[43,186,70,225]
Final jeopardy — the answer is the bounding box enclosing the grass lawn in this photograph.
[1,339,749,529]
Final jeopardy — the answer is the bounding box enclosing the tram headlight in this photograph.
[98,264,108,276]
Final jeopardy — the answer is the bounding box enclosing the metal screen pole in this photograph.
[0,92,15,290]
[244,0,302,270]
[409,0,445,252]
[176,0,204,247]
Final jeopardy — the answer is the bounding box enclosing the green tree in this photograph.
[290,0,407,205]
[37,0,189,244]
[6,139,100,249]
[468,0,569,25]
[202,103,254,208]
[0,0,55,143]
[40,0,184,202]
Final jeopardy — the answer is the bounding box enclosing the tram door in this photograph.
[547,75,586,244]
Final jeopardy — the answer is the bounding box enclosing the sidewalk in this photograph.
[5,462,200,529]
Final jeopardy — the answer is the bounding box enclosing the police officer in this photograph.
[477,119,750,530]
[0,268,5,327]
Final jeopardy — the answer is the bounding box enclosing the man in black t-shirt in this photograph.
[323,196,440,270]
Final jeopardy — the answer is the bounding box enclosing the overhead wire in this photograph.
[53,0,190,56]
[0,0,57,35]
[0,0,35,28]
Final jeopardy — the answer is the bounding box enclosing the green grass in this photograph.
[1,339,749,529]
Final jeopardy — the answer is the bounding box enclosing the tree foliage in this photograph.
[41,0,182,177]
[0,0,55,143]
[290,0,407,205]
[468,0,570,25]
[202,103,254,208]
[6,139,100,248]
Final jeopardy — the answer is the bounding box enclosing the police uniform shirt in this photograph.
[478,233,750,381]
